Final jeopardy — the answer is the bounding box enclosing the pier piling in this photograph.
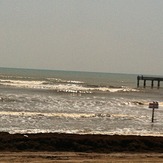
[151,80,154,88]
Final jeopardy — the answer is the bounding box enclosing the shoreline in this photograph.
[0,132,163,153]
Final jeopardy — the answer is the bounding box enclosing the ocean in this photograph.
[0,67,163,136]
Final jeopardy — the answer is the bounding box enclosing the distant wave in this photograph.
[0,79,138,94]
[46,78,84,84]
[0,111,145,119]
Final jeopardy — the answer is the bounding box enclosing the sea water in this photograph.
[0,67,163,136]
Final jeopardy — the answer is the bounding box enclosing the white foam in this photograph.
[0,79,43,88]
[47,78,84,84]
[0,79,138,93]
[8,129,163,137]
[0,111,95,118]
[0,111,146,120]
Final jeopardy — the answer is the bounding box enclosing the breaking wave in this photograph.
[0,111,145,120]
[0,79,138,94]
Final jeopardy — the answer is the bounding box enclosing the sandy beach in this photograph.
[0,132,163,162]
[1,152,163,162]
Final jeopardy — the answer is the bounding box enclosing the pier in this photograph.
[137,75,163,89]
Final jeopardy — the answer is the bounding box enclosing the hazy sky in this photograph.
[0,0,163,75]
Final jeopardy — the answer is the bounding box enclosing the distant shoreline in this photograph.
[0,132,163,153]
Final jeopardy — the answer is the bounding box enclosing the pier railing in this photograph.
[137,75,163,88]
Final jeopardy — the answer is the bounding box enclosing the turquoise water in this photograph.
[0,67,163,136]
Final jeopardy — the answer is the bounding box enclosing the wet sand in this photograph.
[1,132,163,162]
[1,152,163,162]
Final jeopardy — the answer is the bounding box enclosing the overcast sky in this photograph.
[0,0,163,75]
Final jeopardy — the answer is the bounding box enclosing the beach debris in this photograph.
[24,135,28,138]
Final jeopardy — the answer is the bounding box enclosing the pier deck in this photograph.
[137,75,163,88]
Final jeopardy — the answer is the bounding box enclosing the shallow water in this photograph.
[0,67,163,136]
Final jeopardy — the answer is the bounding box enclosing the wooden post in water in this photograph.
[151,80,154,88]
[149,102,159,123]
[157,80,160,89]
[137,76,140,88]
[151,108,155,123]
[143,80,146,88]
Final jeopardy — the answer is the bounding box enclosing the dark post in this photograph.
[144,80,146,88]
[151,80,154,88]
[157,80,160,89]
[149,102,159,123]
[137,76,140,88]
[152,107,155,123]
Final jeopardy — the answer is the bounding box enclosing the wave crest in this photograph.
[0,79,138,94]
